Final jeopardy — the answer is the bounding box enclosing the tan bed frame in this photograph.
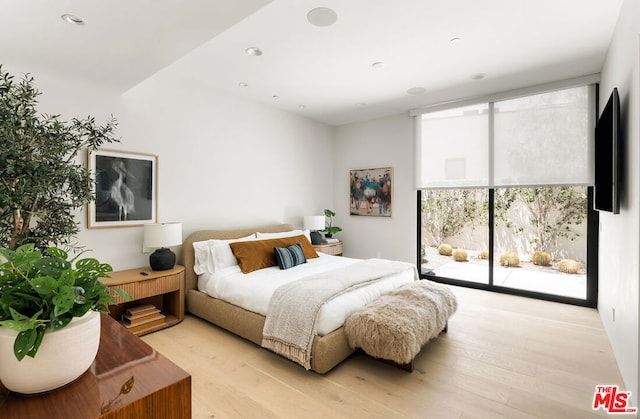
[182,224,355,374]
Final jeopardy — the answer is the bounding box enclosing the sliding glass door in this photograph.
[493,186,589,300]
[414,81,598,306]
[420,189,489,285]
[420,186,595,305]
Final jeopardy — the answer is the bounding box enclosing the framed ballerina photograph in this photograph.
[87,149,157,228]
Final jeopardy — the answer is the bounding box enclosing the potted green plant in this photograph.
[322,209,342,238]
[0,65,122,393]
[0,244,128,393]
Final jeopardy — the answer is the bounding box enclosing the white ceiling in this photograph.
[1,0,624,126]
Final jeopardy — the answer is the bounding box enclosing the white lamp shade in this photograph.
[304,215,325,231]
[143,223,182,248]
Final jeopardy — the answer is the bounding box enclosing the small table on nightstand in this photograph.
[313,240,343,256]
[101,265,185,336]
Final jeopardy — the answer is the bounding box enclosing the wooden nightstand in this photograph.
[313,241,343,256]
[101,265,185,336]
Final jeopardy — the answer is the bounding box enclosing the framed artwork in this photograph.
[350,167,392,217]
[88,149,157,228]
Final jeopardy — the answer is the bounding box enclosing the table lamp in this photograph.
[304,215,325,245]
[143,222,182,270]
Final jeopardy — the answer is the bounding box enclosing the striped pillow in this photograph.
[274,243,307,270]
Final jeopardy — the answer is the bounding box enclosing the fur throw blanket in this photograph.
[344,280,457,364]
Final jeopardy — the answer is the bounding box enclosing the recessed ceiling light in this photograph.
[472,73,486,81]
[245,47,263,56]
[298,105,307,110]
[407,87,427,95]
[450,37,461,44]
[371,62,385,69]
[238,82,248,88]
[307,7,338,27]
[272,95,279,99]
[61,14,85,25]
[355,102,367,108]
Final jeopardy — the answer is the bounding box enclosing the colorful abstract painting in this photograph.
[350,167,392,217]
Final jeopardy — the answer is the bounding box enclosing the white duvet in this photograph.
[197,253,416,336]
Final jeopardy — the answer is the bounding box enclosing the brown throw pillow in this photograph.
[229,235,318,274]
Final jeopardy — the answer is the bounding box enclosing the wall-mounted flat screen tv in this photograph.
[594,87,621,214]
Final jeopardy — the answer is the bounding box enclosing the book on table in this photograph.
[121,303,166,332]
[123,314,166,333]
[124,304,159,319]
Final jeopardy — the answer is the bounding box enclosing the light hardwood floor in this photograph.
[141,285,627,419]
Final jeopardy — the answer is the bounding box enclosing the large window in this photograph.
[413,82,596,190]
[414,80,598,306]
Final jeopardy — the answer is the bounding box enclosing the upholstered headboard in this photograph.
[182,223,296,292]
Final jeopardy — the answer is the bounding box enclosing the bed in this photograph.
[182,223,418,373]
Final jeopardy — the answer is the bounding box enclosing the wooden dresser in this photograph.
[0,314,191,418]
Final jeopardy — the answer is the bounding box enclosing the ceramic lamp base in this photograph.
[310,231,323,245]
[149,248,176,270]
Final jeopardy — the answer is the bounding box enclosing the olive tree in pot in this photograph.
[0,66,125,393]
[0,65,119,251]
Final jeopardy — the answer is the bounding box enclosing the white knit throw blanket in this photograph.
[261,258,418,369]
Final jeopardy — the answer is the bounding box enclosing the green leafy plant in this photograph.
[322,209,342,237]
[0,65,119,251]
[421,189,486,246]
[0,244,129,361]
[495,186,586,253]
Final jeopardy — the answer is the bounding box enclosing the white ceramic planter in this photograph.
[0,310,101,394]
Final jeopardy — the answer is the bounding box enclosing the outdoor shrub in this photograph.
[453,249,468,262]
[480,250,489,260]
[421,189,486,246]
[499,252,520,267]
[558,259,580,274]
[438,244,453,256]
[532,251,552,266]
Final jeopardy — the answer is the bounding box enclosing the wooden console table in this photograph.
[0,314,191,418]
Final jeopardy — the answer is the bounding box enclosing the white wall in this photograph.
[598,0,640,408]
[9,62,335,272]
[2,63,122,121]
[334,113,416,263]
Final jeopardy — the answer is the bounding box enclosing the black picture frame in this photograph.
[88,149,157,228]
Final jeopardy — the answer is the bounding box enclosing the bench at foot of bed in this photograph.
[344,280,457,372]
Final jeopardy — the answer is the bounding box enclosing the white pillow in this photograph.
[256,229,311,243]
[193,240,216,275]
[212,235,256,271]
[192,234,255,275]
